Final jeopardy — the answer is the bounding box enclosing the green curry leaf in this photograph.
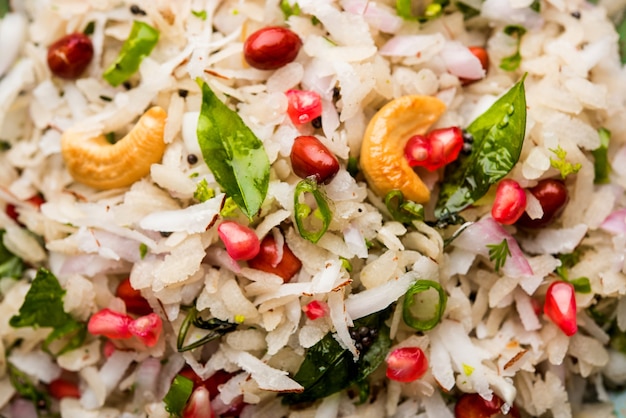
[435,76,527,218]
[196,80,270,219]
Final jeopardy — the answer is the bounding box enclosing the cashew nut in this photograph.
[61,106,167,190]
[360,95,446,204]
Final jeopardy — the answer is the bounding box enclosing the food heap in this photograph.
[1,0,626,417]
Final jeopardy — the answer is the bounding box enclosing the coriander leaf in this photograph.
[283,309,391,405]
[500,25,527,71]
[193,178,215,202]
[549,145,581,178]
[436,76,527,217]
[487,238,511,272]
[7,362,51,412]
[0,0,9,19]
[196,80,270,219]
[570,277,591,294]
[191,10,207,20]
[163,374,194,417]
[139,243,148,259]
[280,0,301,18]
[10,268,86,354]
[0,230,24,279]
[103,21,159,87]
[593,127,611,184]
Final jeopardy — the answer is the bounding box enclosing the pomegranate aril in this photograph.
[404,135,431,167]
[5,195,45,225]
[128,313,163,347]
[516,179,568,228]
[385,346,428,383]
[544,281,577,336]
[243,26,302,70]
[47,33,94,79]
[491,179,527,225]
[286,89,322,126]
[247,233,302,282]
[404,127,464,171]
[461,46,489,85]
[182,386,214,418]
[217,221,260,261]
[48,378,80,399]
[87,308,133,339]
[116,278,152,316]
[303,300,328,320]
[454,393,519,418]
[290,135,340,184]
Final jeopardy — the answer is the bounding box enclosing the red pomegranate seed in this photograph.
[5,195,45,225]
[461,46,489,85]
[116,278,152,316]
[47,33,94,79]
[182,386,214,418]
[516,179,568,228]
[544,281,577,336]
[128,313,163,347]
[303,300,328,320]
[385,347,429,383]
[290,135,340,184]
[217,221,260,261]
[243,26,302,70]
[286,89,323,126]
[404,127,464,171]
[247,233,302,282]
[88,309,133,339]
[454,393,520,418]
[491,179,527,225]
[103,340,117,358]
[48,378,80,399]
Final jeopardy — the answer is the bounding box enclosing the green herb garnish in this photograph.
[7,362,51,412]
[0,0,9,19]
[385,190,425,225]
[103,21,160,87]
[191,9,207,20]
[163,374,194,417]
[396,0,449,21]
[280,0,301,18]
[294,178,332,243]
[283,309,391,405]
[196,80,270,220]
[500,25,527,71]
[0,230,24,279]
[402,280,447,331]
[193,178,215,202]
[617,13,626,64]
[487,238,511,272]
[549,145,581,178]
[10,268,87,355]
[436,76,527,217]
[83,20,96,35]
[139,243,148,259]
[455,1,480,19]
[593,127,611,184]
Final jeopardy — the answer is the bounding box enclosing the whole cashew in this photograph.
[360,95,446,204]
[61,106,167,190]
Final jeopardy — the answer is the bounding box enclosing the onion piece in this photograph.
[440,41,486,80]
[601,208,626,235]
[452,217,533,278]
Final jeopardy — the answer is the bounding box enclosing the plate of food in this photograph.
[1,0,626,417]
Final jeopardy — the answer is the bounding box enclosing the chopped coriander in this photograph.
[105,132,116,144]
[10,268,87,355]
[280,0,301,18]
[570,277,591,294]
[0,230,25,279]
[500,25,527,71]
[83,21,96,35]
[139,243,148,259]
[163,374,194,417]
[191,9,207,20]
[487,239,511,272]
[220,197,239,217]
[592,128,611,184]
[530,0,540,12]
[7,362,51,412]
[193,178,215,202]
[0,0,9,19]
[340,257,353,272]
[550,145,581,178]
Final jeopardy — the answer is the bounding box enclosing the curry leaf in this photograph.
[196,80,270,219]
[283,309,391,405]
[435,76,527,217]
[103,21,159,87]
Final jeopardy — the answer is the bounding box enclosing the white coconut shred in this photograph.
[2,0,626,417]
